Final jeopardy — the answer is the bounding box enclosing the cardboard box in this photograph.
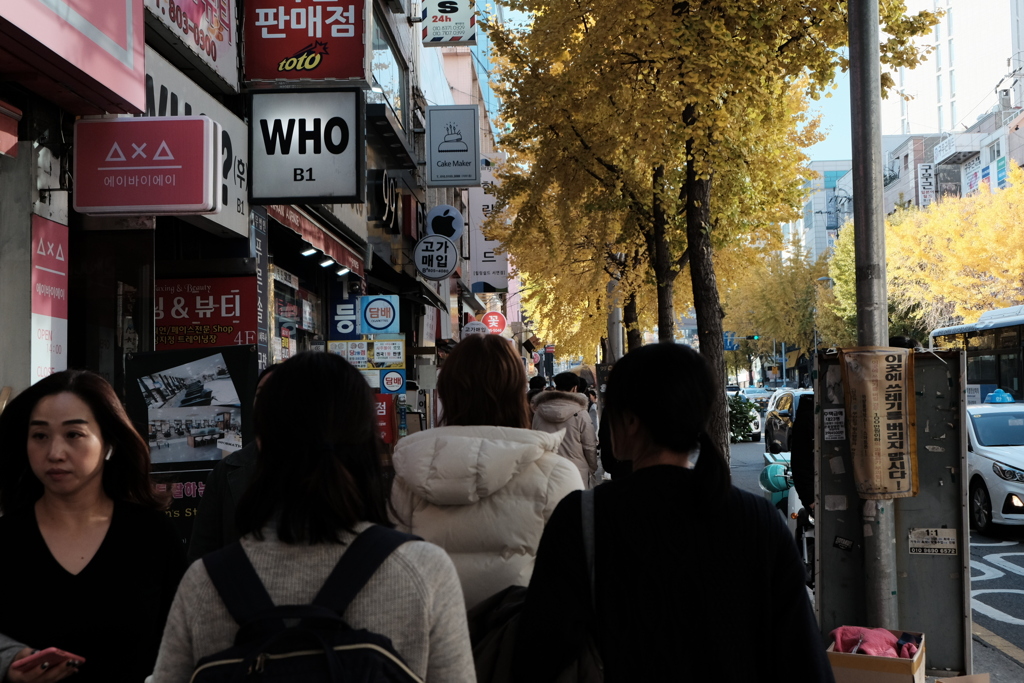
[826,630,925,683]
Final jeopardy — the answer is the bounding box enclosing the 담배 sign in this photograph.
[74,116,221,214]
[414,234,458,280]
[359,295,400,335]
[840,347,918,499]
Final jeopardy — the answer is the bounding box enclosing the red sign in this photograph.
[375,394,396,445]
[31,216,69,381]
[244,0,370,84]
[0,0,146,114]
[73,116,219,214]
[155,277,258,350]
[481,311,507,335]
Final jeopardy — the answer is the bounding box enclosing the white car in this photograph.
[966,395,1024,534]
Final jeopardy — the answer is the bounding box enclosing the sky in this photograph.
[803,68,853,162]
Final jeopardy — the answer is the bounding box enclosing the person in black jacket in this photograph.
[512,343,834,683]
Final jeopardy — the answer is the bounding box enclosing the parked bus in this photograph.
[931,305,1024,403]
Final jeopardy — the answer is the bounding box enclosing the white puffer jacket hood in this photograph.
[392,425,566,505]
[531,390,588,424]
[390,425,583,608]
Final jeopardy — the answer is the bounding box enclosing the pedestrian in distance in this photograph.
[0,370,186,683]
[531,372,599,489]
[150,351,475,682]
[512,343,835,682]
[390,334,583,609]
[186,363,278,563]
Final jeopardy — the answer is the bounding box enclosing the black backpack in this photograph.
[193,525,423,683]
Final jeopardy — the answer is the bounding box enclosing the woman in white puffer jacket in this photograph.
[391,334,583,609]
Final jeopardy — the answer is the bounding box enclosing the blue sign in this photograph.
[359,295,400,335]
[380,369,406,394]
[329,281,361,341]
[723,331,739,351]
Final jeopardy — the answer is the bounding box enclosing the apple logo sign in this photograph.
[425,204,464,243]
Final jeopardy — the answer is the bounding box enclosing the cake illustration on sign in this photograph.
[437,123,468,153]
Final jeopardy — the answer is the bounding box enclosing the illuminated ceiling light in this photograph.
[336,267,351,276]
[301,248,317,256]
[370,83,384,93]
[319,258,334,267]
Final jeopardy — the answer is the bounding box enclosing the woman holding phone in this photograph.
[0,370,187,683]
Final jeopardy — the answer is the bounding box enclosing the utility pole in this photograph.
[606,280,623,363]
[849,0,897,628]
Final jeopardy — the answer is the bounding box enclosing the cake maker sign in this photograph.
[425,105,480,187]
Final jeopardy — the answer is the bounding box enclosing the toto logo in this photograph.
[362,297,397,331]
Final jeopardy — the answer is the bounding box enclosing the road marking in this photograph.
[972,621,1024,666]
[973,540,1020,547]
[971,560,1006,581]
[984,553,1024,576]
[973,590,1024,625]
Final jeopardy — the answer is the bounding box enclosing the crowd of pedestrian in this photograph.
[0,337,833,682]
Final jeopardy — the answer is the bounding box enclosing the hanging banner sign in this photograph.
[468,156,508,292]
[916,163,935,208]
[251,91,363,203]
[414,235,458,280]
[145,47,248,236]
[31,216,69,383]
[145,0,239,91]
[422,0,477,46]
[243,0,371,85]
[840,347,919,499]
[74,116,221,214]
[425,105,480,187]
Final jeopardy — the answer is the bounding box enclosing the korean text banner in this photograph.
[840,347,919,499]
[156,277,258,349]
[244,0,371,84]
[468,157,508,292]
[145,0,239,91]
[422,0,477,46]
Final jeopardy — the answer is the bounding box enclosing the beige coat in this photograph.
[531,390,599,488]
[390,425,583,609]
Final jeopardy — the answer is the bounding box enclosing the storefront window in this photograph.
[270,265,323,362]
[371,15,406,129]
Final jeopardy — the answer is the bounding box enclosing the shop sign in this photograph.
[840,347,919,499]
[359,295,400,335]
[1,0,146,113]
[414,235,458,281]
[369,169,403,234]
[155,277,258,349]
[421,0,476,46]
[425,105,480,187]
[74,116,221,214]
[481,311,507,334]
[250,207,270,370]
[462,321,488,336]
[375,393,396,444]
[380,369,406,394]
[328,338,404,371]
[329,287,361,341]
[31,216,68,383]
[251,91,363,203]
[243,0,371,85]
[145,47,248,236]
[997,156,1009,188]
[424,204,464,242]
[469,156,508,292]
[916,163,935,208]
[145,0,238,91]
[271,265,300,289]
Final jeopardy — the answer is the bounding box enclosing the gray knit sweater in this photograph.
[150,523,476,683]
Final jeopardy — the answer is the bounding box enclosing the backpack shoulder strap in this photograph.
[203,540,277,625]
[313,525,421,613]
[580,489,596,613]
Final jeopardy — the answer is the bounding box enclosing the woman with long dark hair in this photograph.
[512,343,834,682]
[150,352,475,682]
[391,333,583,608]
[0,370,186,683]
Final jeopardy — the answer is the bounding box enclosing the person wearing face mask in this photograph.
[0,370,186,683]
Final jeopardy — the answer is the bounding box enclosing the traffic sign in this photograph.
[723,331,739,351]
[413,234,458,280]
[74,116,220,214]
[481,311,507,334]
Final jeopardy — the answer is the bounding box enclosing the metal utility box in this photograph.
[815,349,971,675]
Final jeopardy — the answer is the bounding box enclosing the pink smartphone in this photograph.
[10,647,85,671]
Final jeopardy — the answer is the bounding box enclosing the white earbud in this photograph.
[105,447,113,461]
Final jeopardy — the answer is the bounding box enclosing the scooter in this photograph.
[759,461,815,590]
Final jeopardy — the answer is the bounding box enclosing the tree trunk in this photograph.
[685,151,730,463]
[651,165,677,343]
[623,293,643,351]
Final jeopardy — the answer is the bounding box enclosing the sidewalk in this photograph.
[925,625,1024,681]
